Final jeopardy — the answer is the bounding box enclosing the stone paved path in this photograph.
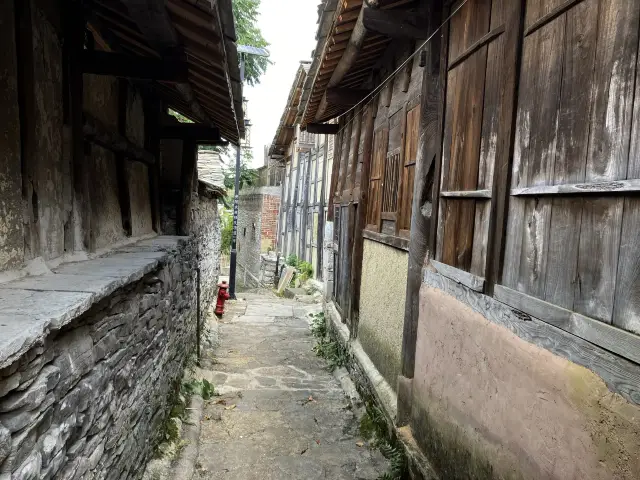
[194,291,388,479]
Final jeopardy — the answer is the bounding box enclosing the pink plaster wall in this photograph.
[411,285,640,480]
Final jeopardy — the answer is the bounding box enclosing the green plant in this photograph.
[310,312,326,338]
[286,254,299,268]
[313,339,347,372]
[182,378,215,400]
[221,210,233,254]
[298,261,313,282]
[360,402,408,480]
[232,0,272,86]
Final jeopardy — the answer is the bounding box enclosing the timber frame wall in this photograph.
[278,127,332,279]
[326,0,640,407]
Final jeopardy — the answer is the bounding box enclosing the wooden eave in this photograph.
[89,0,244,144]
[300,0,417,127]
[268,63,311,159]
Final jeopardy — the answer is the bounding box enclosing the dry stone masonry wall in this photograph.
[0,239,197,480]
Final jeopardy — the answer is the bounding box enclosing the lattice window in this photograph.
[382,150,401,214]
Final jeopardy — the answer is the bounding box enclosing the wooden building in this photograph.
[299,0,640,478]
[269,62,336,281]
[0,0,243,477]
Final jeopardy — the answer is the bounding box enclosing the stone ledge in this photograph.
[0,236,187,370]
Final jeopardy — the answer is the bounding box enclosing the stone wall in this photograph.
[0,238,197,480]
[237,186,281,287]
[236,191,263,286]
[194,190,221,311]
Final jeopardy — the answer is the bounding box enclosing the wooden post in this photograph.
[116,80,132,236]
[178,140,197,235]
[300,151,311,261]
[144,96,162,233]
[327,120,343,221]
[289,150,302,257]
[398,3,445,426]
[66,1,92,251]
[15,0,39,257]
[317,136,330,280]
[349,103,376,334]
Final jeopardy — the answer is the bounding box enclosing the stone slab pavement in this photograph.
[194,291,389,479]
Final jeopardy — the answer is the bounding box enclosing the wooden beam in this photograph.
[440,189,492,198]
[511,179,640,196]
[120,0,212,124]
[116,80,133,236]
[398,2,444,426]
[326,87,370,105]
[494,285,640,366]
[160,124,225,143]
[83,112,156,165]
[315,3,371,121]
[306,123,341,135]
[362,6,427,39]
[431,260,485,292]
[178,139,197,235]
[349,103,376,331]
[81,50,189,82]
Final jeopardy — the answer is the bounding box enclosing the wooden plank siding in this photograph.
[435,0,507,278]
[501,0,640,334]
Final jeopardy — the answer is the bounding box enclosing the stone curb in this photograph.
[171,394,204,480]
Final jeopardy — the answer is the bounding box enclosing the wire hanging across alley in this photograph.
[328,0,469,135]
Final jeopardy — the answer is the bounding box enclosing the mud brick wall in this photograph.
[0,243,197,480]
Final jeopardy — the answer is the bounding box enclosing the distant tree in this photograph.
[233,0,271,86]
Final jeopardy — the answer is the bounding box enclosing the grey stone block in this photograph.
[0,365,60,413]
[0,424,9,467]
[0,375,19,399]
[11,451,41,480]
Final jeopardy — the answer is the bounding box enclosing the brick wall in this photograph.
[260,195,280,253]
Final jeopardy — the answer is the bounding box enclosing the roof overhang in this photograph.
[267,62,311,158]
[88,0,245,144]
[300,0,420,127]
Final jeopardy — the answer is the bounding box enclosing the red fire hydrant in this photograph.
[215,281,231,317]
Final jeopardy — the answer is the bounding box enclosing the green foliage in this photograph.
[310,311,346,372]
[183,378,215,400]
[223,161,259,191]
[168,109,194,123]
[360,402,408,480]
[233,0,272,86]
[221,210,233,254]
[298,261,314,282]
[309,312,326,338]
[286,254,299,268]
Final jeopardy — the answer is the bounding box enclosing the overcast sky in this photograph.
[243,0,319,167]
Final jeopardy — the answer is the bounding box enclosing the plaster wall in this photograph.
[358,240,407,390]
[0,0,23,272]
[411,284,640,480]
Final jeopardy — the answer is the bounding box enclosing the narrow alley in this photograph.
[192,291,389,479]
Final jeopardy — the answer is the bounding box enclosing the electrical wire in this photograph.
[329,0,469,135]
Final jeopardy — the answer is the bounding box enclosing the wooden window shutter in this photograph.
[366,126,389,232]
[434,0,508,288]
[398,104,420,236]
